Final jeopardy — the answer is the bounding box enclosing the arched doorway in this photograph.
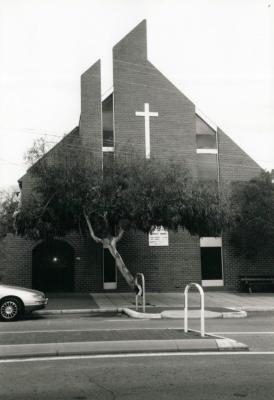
[32,240,74,292]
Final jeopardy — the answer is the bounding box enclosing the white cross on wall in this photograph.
[135,103,159,159]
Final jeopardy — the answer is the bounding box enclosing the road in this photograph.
[0,312,274,399]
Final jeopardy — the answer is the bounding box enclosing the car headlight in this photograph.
[33,294,45,300]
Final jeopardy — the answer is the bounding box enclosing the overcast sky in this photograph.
[0,0,273,189]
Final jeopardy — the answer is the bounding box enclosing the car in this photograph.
[0,284,48,321]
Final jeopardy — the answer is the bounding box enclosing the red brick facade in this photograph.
[1,20,272,293]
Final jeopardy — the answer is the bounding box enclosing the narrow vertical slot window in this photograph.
[102,94,114,148]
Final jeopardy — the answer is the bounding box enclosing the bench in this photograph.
[240,276,274,294]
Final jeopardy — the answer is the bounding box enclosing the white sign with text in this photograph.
[149,226,169,246]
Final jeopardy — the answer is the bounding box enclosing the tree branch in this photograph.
[102,211,111,233]
[110,226,125,248]
[40,192,57,217]
[83,209,103,244]
[114,227,125,244]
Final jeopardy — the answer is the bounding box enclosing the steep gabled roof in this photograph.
[18,126,80,185]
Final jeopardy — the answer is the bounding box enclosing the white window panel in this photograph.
[200,237,222,247]
[202,280,223,287]
[197,148,218,154]
[102,146,115,152]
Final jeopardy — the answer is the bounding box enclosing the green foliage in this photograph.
[230,171,274,259]
[16,145,228,240]
[23,137,49,167]
[0,188,19,235]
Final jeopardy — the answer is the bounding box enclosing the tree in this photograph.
[0,187,19,236]
[230,171,274,259]
[16,144,228,292]
[23,137,50,167]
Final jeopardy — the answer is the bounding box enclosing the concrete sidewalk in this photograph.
[91,291,274,311]
[39,291,274,319]
[45,293,98,310]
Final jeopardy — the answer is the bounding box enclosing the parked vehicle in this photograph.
[0,284,48,321]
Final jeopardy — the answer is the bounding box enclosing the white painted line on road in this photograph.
[1,328,273,336]
[1,351,274,364]
[210,332,274,335]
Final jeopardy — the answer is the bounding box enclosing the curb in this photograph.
[36,308,120,315]
[122,308,247,320]
[35,307,247,319]
[233,306,274,313]
[122,308,161,319]
[222,311,247,318]
[215,338,249,351]
[0,337,248,360]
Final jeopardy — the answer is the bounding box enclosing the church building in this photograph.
[1,20,272,293]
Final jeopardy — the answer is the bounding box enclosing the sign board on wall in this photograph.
[149,226,169,246]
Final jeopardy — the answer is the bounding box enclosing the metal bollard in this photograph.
[184,283,205,337]
[135,273,145,313]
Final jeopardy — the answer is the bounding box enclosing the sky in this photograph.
[0,0,273,189]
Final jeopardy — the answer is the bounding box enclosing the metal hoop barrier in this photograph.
[184,283,205,337]
[135,273,146,313]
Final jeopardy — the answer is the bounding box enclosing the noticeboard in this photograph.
[149,226,169,246]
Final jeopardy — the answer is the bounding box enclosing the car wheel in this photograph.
[0,297,23,322]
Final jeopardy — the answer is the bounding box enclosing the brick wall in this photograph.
[117,229,201,292]
[218,128,274,289]
[113,20,197,177]
[0,234,33,287]
[80,60,102,163]
[64,232,103,292]
[0,232,104,292]
[222,233,274,290]
[218,128,261,184]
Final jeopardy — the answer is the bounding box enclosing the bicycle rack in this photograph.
[135,273,146,313]
[184,283,205,337]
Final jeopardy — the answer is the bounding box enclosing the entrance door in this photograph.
[103,249,117,290]
[32,240,74,292]
[200,237,223,287]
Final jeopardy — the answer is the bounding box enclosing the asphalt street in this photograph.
[1,311,274,350]
[1,353,274,399]
[0,312,274,399]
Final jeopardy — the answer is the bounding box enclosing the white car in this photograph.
[0,284,48,321]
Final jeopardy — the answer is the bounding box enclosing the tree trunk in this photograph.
[105,241,136,290]
[83,211,141,294]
